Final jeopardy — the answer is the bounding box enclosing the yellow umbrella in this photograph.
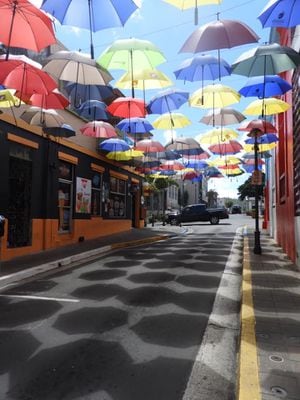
[196,127,239,145]
[152,112,192,129]
[189,84,241,108]
[106,149,144,161]
[0,89,24,107]
[209,156,241,167]
[244,142,277,152]
[115,68,173,90]
[243,98,290,116]
[163,0,222,24]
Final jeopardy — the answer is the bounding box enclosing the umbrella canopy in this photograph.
[243,98,291,116]
[152,112,191,129]
[0,88,23,107]
[0,0,56,58]
[106,97,146,118]
[106,149,144,161]
[189,84,241,108]
[179,18,259,53]
[243,151,272,159]
[29,90,70,110]
[174,54,231,82]
[0,54,57,96]
[77,100,109,121]
[196,127,239,145]
[80,121,117,138]
[231,43,300,77]
[258,0,300,28]
[237,119,277,133]
[163,0,222,24]
[184,160,208,169]
[115,68,173,90]
[98,38,166,97]
[20,107,65,127]
[116,117,153,134]
[208,140,243,155]
[43,124,76,138]
[200,107,246,126]
[244,141,277,152]
[160,160,185,170]
[147,88,189,114]
[210,156,241,167]
[43,51,113,86]
[205,166,223,178]
[63,82,120,106]
[165,137,201,154]
[99,138,130,152]
[239,75,292,98]
[41,0,139,59]
[135,139,165,153]
[245,133,279,145]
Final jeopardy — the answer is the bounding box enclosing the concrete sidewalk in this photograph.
[239,229,300,400]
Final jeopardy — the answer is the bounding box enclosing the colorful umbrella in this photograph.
[205,166,223,178]
[41,0,139,59]
[174,54,231,83]
[243,151,272,159]
[135,139,165,153]
[237,119,277,134]
[106,97,146,118]
[43,124,76,138]
[245,133,279,146]
[116,117,153,134]
[243,142,277,152]
[77,100,109,121]
[106,149,144,161]
[196,127,239,145]
[0,88,23,107]
[163,0,222,24]
[0,54,57,96]
[258,0,300,28]
[29,90,70,110]
[165,137,203,156]
[184,160,208,169]
[0,0,56,58]
[243,98,290,116]
[239,75,292,98]
[20,107,65,127]
[200,107,246,126]
[209,156,241,167]
[63,82,121,107]
[208,140,243,155]
[231,43,300,77]
[98,38,166,97]
[189,84,241,108]
[179,17,259,53]
[115,68,173,90]
[160,160,185,170]
[80,121,117,138]
[43,51,113,91]
[147,88,189,114]
[99,138,130,152]
[152,112,191,129]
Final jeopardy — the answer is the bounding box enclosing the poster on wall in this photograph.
[76,177,91,213]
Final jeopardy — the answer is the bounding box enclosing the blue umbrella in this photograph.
[258,0,300,28]
[184,160,208,169]
[77,100,109,121]
[174,54,231,83]
[43,124,76,138]
[99,138,130,152]
[147,88,189,115]
[242,164,263,173]
[63,82,120,106]
[41,0,139,59]
[116,117,154,134]
[243,151,272,159]
[239,75,292,98]
[245,133,279,145]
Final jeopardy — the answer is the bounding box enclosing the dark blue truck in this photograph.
[167,203,229,225]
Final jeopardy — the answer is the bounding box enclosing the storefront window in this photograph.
[107,177,126,218]
[58,161,73,232]
[91,173,102,216]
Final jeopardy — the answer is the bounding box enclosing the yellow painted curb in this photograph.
[111,235,168,249]
[238,235,261,400]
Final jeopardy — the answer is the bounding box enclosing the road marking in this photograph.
[238,235,261,400]
[0,294,79,303]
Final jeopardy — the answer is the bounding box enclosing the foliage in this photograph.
[237,173,265,200]
[145,176,178,192]
[225,199,234,209]
[207,189,218,207]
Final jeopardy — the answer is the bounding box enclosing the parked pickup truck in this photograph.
[168,203,229,225]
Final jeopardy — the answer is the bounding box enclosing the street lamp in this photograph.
[248,128,263,255]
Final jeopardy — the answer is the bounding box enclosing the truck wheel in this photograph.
[210,216,219,225]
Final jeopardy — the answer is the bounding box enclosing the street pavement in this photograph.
[0,218,299,400]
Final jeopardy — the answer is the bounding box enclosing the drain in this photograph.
[269,355,284,363]
[271,386,287,398]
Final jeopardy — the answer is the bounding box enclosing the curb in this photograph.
[0,234,172,291]
[237,229,261,400]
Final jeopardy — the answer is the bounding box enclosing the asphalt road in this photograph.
[0,215,249,400]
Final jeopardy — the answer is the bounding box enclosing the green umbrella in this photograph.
[97,38,166,97]
[231,43,300,77]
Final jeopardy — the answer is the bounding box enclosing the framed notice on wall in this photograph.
[76,177,92,213]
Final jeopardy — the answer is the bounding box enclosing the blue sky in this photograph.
[32,0,272,198]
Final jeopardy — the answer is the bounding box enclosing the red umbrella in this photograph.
[0,54,57,96]
[29,90,69,109]
[0,0,56,59]
[106,97,146,118]
[80,121,118,138]
[237,119,277,134]
[160,160,185,171]
[208,140,243,155]
[134,139,165,153]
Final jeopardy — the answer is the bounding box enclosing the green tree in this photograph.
[225,199,234,209]
[237,173,265,200]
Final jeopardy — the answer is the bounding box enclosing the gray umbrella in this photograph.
[200,107,246,126]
